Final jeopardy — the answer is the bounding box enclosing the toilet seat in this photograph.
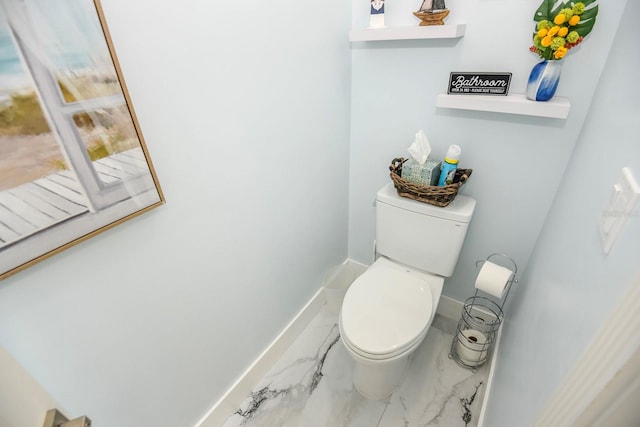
[340,261,434,360]
[340,319,429,361]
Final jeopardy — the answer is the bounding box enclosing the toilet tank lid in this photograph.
[377,183,476,223]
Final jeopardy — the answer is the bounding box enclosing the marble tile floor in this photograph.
[222,306,489,427]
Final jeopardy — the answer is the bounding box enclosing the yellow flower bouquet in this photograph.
[530,0,598,60]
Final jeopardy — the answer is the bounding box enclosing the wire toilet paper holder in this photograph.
[473,253,518,307]
[449,253,519,371]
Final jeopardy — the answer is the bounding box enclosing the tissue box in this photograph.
[401,159,442,186]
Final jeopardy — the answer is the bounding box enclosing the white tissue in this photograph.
[408,130,431,165]
[475,261,513,299]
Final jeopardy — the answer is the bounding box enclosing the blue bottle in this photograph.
[438,145,461,186]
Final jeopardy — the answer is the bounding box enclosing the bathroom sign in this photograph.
[447,72,512,96]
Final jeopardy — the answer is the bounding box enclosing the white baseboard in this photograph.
[435,294,499,427]
[323,259,367,314]
[436,294,464,319]
[477,323,502,427]
[194,286,326,427]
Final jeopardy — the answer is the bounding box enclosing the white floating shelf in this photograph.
[349,24,466,42]
[436,93,570,119]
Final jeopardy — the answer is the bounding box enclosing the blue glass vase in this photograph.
[526,60,562,102]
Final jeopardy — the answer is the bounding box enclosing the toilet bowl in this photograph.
[339,257,444,400]
[340,183,475,399]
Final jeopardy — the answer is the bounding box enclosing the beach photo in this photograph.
[0,0,163,279]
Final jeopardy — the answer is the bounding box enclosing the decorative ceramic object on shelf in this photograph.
[526,0,598,101]
[413,0,449,26]
[526,60,563,101]
[370,0,385,28]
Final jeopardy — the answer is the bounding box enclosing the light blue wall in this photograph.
[484,0,639,424]
[0,1,636,427]
[0,1,352,426]
[348,0,626,303]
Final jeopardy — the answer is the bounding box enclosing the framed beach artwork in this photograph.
[0,0,164,280]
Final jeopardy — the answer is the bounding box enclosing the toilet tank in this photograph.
[376,184,476,277]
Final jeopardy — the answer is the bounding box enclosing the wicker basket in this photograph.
[389,157,472,207]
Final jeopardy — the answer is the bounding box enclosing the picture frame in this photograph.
[0,0,164,280]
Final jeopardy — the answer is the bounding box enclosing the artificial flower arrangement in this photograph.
[530,0,598,60]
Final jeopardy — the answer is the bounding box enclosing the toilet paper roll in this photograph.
[475,261,513,299]
[455,329,488,365]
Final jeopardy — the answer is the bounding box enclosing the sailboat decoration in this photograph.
[413,0,449,26]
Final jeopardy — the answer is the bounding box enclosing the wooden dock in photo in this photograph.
[0,148,148,250]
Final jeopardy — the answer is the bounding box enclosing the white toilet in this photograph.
[339,183,476,400]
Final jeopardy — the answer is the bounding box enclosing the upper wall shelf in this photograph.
[349,24,466,42]
[436,93,570,119]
